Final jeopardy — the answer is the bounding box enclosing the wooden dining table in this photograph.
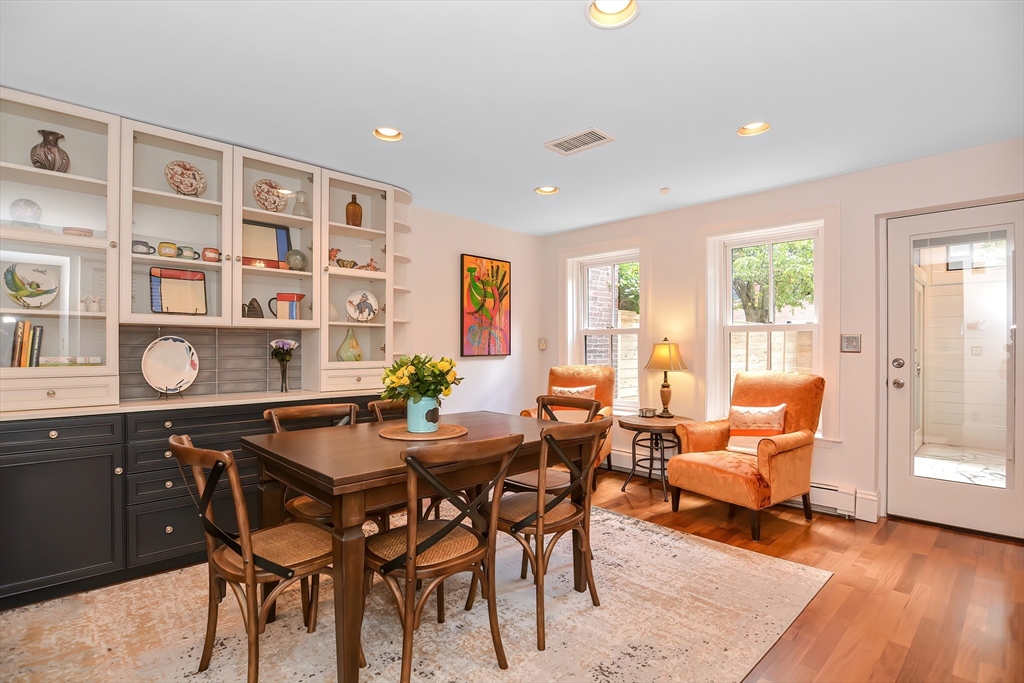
[240,410,590,683]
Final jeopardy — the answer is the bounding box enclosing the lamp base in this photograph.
[657,379,674,418]
[656,409,675,419]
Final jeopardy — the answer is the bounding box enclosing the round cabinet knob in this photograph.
[48,430,58,439]
[164,481,173,489]
[164,421,173,428]
[165,526,174,534]
[892,378,906,389]
[356,376,362,382]
[109,241,118,248]
[164,450,172,458]
[46,390,56,398]
[114,467,124,475]
[235,256,242,262]
[223,254,230,261]
[324,266,329,272]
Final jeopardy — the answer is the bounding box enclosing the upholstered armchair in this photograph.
[667,371,825,541]
[520,365,614,466]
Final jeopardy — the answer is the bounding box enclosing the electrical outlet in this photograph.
[971,346,983,356]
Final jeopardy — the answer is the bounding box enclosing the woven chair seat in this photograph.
[506,468,571,491]
[214,522,332,578]
[494,492,580,526]
[366,520,482,567]
[286,495,332,520]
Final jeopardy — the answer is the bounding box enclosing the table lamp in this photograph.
[644,337,687,418]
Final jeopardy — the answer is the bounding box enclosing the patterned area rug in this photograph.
[1,507,830,682]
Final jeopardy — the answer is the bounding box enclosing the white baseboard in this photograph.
[855,490,880,522]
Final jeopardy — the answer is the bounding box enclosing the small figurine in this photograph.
[354,258,381,272]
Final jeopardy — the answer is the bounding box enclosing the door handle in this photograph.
[892,378,906,389]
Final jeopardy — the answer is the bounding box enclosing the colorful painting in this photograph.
[461,253,510,357]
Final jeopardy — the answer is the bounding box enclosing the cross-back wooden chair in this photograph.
[368,398,406,422]
[362,434,524,683]
[168,434,333,683]
[262,403,358,525]
[486,418,611,651]
[505,395,602,494]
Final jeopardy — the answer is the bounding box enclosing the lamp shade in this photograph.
[644,338,687,372]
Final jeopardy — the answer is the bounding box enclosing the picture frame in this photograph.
[460,253,511,357]
[241,220,292,268]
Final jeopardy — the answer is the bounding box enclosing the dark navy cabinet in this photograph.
[0,394,379,607]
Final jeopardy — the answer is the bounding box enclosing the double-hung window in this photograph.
[724,226,821,395]
[569,250,642,411]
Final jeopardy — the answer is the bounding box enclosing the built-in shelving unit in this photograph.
[392,188,413,359]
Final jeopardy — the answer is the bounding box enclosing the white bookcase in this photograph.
[0,87,120,410]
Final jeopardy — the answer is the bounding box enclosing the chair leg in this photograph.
[582,529,600,607]
[749,509,761,542]
[465,572,478,611]
[245,584,260,683]
[199,568,220,672]
[520,533,531,580]
[436,579,445,624]
[670,485,680,512]
[400,577,416,683]
[300,577,310,628]
[307,574,320,634]
[535,534,546,651]
[802,493,813,521]
[484,562,508,670]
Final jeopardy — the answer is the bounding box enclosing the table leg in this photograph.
[333,492,366,683]
[620,432,641,492]
[659,433,668,502]
[258,464,285,623]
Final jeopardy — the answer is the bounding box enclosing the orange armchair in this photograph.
[521,365,614,466]
[667,371,825,541]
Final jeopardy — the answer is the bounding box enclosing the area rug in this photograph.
[0,507,830,682]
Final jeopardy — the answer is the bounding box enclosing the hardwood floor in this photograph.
[592,471,1024,683]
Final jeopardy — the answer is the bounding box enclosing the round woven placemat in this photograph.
[378,423,469,441]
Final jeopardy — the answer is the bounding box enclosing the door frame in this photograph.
[875,193,1024,522]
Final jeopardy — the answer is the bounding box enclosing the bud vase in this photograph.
[406,396,439,433]
[346,194,362,227]
[336,327,363,361]
[278,361,289,392]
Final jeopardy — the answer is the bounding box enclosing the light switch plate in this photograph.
[841,334,861,353]
[538,338,548,351]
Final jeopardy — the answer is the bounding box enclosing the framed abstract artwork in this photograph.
[460,253,510,357]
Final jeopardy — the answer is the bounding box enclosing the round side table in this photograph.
[616,415,693,502]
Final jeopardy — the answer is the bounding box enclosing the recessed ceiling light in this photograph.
[535,186,559,195]
[660,187,671,194]
[737,121,771,136]
[373,127,403,142]
[586,0,640,29]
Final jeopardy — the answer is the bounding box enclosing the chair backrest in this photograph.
[368,399,406,423]
[377,434,525,576]
[516,417,612,537]
[731,372,826,434]
[547,365,615,413]
[263,403,359,433]
[535,395,601,422]
[167,434,260,579]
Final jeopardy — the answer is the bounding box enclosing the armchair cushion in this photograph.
[666,451,770,509]
[552,384,597,399]
[729,404,786,436]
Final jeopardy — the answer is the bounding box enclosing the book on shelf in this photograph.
[10,320,26,367]
[28,325,44,367]
[38,356,102,367]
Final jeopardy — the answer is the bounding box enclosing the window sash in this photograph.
[725,230,820,326]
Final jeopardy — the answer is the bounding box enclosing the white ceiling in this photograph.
[1,1,1021,236]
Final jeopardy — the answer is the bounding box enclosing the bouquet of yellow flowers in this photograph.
[381,354,463,405]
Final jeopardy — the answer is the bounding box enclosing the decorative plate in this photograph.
[285,249,308,271]
[253,178,289,212]
[3,262,58,308]
[149,268,207,315]
[346,289,379,322]
[164,160,208,197]
[9,198,42,223]
[62,227,94,237]
[141,335,199,394]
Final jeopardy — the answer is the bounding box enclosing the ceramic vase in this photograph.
[30,130,70,173]
[328,302,339,321]
[292,190,311,217]
[406,396,439,433]
[336,328,363,361]
[346,194,362,227]
[278,360,289,392]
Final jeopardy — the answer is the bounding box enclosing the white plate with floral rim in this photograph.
[141,335,199,394]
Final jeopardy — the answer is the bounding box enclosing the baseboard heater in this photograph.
[790,482,857,519]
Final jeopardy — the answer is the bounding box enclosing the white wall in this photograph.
[536,138,1024,518]
[403,206,547,416]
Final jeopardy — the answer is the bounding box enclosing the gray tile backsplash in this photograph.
[120,325,303,399]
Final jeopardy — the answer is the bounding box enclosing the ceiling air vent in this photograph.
[544,128,614,156]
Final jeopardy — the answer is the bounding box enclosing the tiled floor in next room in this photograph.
[913,443,1007,488]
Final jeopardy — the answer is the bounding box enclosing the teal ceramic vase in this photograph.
[406,396,439,433]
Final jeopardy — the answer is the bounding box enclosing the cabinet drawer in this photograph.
[0,414,124,454]
[127,486,259,568]
[0,376,118,414]
[126,431,273,473]
[321,369,385,393]
[126,461,258,505]
[125,400,330,442]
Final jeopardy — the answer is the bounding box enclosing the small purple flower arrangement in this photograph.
[270,339,298,392]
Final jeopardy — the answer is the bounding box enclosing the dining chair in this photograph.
[262,403,359,525]
[367,398,405,422]
[486,418,611,651]
[363,434,524,683]
[168,434,333,683]
[505,395,602,494]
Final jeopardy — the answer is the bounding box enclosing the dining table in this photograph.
[240,410,591,683]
